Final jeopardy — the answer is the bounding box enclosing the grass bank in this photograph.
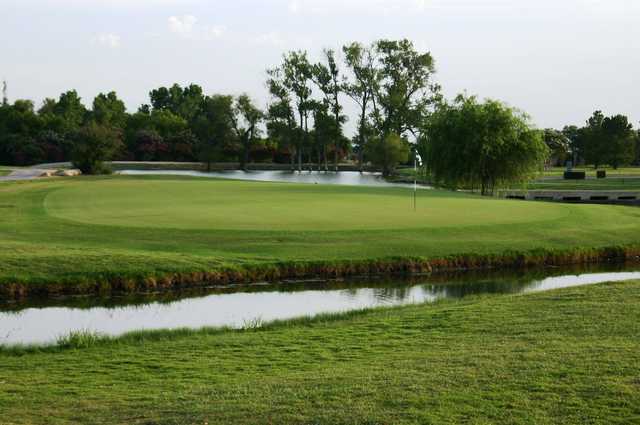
[542,166,640,178]
[2,175,640,298]
[524,177,640,191]
[1,280,639,423]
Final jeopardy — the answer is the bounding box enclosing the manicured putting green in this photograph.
[44,178,572,231]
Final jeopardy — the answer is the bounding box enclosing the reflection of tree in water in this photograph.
[371,286,415,302]
[427,280,529,299]
[339,286,414,302]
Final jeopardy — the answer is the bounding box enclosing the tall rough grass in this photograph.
[56,330,104,349]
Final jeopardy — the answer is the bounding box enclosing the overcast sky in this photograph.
[1,0,638,132]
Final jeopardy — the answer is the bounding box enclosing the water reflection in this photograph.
[1,263,639,346]
[118,169,430,189]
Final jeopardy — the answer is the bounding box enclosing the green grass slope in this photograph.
[1,281,639,424]
[2,175,640,286]
[525,177,640,191]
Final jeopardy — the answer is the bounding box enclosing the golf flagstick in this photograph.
[414,152,423,211]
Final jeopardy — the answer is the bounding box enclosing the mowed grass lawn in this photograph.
[2,175,640,284]
[1,280,639,424]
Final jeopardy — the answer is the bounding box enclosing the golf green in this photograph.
[2,175,640,288]
[44,178,570,230]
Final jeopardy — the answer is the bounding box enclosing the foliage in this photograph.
[0,41,635,175]
[229,94,263,169]
[149,83,205,122]
[583,111,636,169]
[92,91,127,128]
[543,128,570,166]
[424,95,549,195]
[193,95,235,169]
[372,39,441,138]
[561,124,587,166]
[343,42,379,170]
[365,133,410,177]
[268,50,313,171]
[311,49,346,170]
[70,122,123,174]
[601,114,636,168]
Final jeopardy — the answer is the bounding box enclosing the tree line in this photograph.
[544,112,639,170]
[0,39,441,175]
[1,38,638,192]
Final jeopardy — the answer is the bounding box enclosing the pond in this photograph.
[118,169,429,189]
[1,263,639,346]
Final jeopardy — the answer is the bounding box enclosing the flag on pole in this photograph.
[413,151,422,211]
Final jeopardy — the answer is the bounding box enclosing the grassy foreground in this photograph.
[2,175,640,294]
[1,281,639,424]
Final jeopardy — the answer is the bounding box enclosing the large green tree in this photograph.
[92,92,127,128]
[372,39,441,139]
[0,100,45,165]
[543,129,571,167]
[312,49,345,171]
[268,51,313,172]
[53,90,87,133]
[424,95,548,195]
[583,111,608,169]
[124,109,188,161]
[70,122,123,174]
[365,133,410,177]
[601,115,635,169]
[265,79,297,168]
[583,111,636,169]
[343,42,379,171]
[561,125,586,166]
[229,94,263,170]
[193,95,234,171]
[149,84,205,123]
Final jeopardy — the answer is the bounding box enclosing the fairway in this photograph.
[2,281,639,424]
[2,175,640,289]
[44,178,571,230]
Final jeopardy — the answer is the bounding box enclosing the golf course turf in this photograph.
[2,174,640,296]
[1,280,639,423]
[2,174,640,424]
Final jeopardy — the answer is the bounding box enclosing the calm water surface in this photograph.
[1,264,639,346]
[118,169,430,189]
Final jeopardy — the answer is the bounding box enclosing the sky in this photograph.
[1,0,638,133]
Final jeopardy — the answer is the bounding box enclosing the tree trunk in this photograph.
[358,101,368,174]
[303,113,310,171]
[323,145,328,171]
[243,140,250,171]
[298,112,304,172]
[334,112,340,173]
